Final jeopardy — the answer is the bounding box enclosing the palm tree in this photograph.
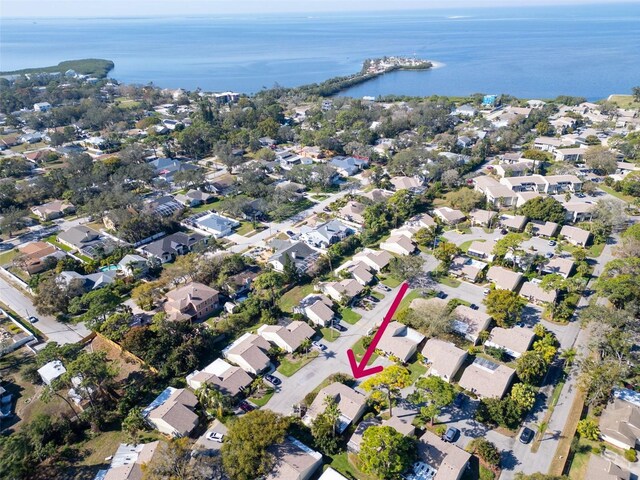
[300,338,312,358]
[196,383,228,419]
[560,348,578,368]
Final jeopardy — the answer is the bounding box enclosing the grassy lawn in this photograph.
[278,284,315,313]
[407,360,428,384]
[277,351,319,377]
[249,388,275,407]
[235,221,262,236]
[45,234,72,252]
[339,307,362,325]
[380,275,402,288]
[329,452,378,480]
[567,437,600,480]
[608,94,640,108]
[189,200,220,214]
[0,248,18,266]
[438,276,461,288]
[320,327,341,342]
[479,465,496,480]
[587,243,605,258]
[599,185,637,204]
[371,291,384,301]
[350,337,378,366]
[549,390,586,476]
[459,238,484,253]
[397,289,422,313]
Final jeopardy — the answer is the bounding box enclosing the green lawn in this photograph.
[371,291,384,301]
[407,360,428,384]
[381,276,402,288]
[278,284,315,313]
[397,289,422,313]
[608,94,640,108]
[0,249,18,266]
[189,200,221,214]
[45,234,72,252]
[598,185,637,204]
[236,221,257,236]
[459,238,485,253]
[320,327,340,342]
[339,307,362,325]
[249,388,275,407]
[329,453,378,480]
[479,465,496,480]
[587,243,605,258]
[350,337,378,365]
[568,437,600,480]
[277,351,319,377]
[438,276,461,288]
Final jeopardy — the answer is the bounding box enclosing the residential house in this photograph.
[163,282,220,322]
[555,147,586,162]
[376,321,425,363]
[467,240,496,263]
[458,358,515,399]
[58,270,117,291]
[33,102,52,112]
[347,416,414,453]
[406,213,437,230]
[454,104,477,117]
[138,231,206,263]
[485,326,535,359]
[542,257,575,278]
[96,441,161,480]
[499,214,528,232]
[221,267,259,299]
[296,294,335,327]
[585,456,630,480]
[499,174,582,194]
[530,220,559,238]
[303,383,367,433]
[389,176,425,193]
[330,156,368,176]
[352,249,392,272]
[599,399,640,450]
[449,256,487,283]
[117,254,149,277]
[38,360,66,386]
[223,332,272,374]
[185,358,252,397]
[31,200,75,220]
[338,201,366,225]
[469,209,497,227]
[486,266,523,291]
[433,207,466,225]
[57,225,109,258]
[414,431,472,480]
[494,162,533,178]
[379,235,416,256]
[562,202,594,223]
[150,158,199,183]
[520,281,557,305]
[265,437,323,480]
[257,321,315,353]
[321,279,364,304]
[174,189,214,207]
[452,305,492,344]
[360,188,393,203]
[17,241,65,275]
[343,262,375,286]
[146,196,183,217]
[319,469,349,480]
[300,220,353,249]
[269,241,320,274]
[516,191,543,207]
[194,212,240,238]
[421,339,467,383]
[559,225,592,246]
[144,387,199,437]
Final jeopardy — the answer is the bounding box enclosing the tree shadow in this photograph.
[500,449,520,470]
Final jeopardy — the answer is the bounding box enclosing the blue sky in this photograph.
[2,0,639,17]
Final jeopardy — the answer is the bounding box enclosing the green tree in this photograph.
[434,241,460,269]
[484,289,525,327]
[388,255,425,283]
[411,375,455,407]
[519,197,566,224]
[122,407,147,443]
[445,188,485,213]
[358,426,416,479]
[584,145,618,175]
[467,438,501,468]
[252,271,285,308]
[196,383,231,419]
[576,418,600,441]
[361,365,411,417]
[516,351,549,384]
[633,86,640,102]
[493,233,523,258]
[413,227,438,248]
[510,383,536,411]
[221,410,289,480]
[145,436,225,480]
[311,395,342,454]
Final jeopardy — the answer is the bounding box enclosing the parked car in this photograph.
[366,296,379,303]
[264,374,281,386]
[378,284,391,292]
[436,291,448,299]
[442,427,460,443]
[239,401,255,412]
[548,240,557,246]
[519,427,534,444]
[207,432,225,443]
[331,322,347,332]
[469,304,479,310]
[453,393,466,408]
[483,288,490,296]
[544,252,554,259]
[285,230,295,237]
[500,229,508,235]
[312,341,327,352]
[27,316,38,324]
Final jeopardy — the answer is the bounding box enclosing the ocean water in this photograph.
[1,4,640,100]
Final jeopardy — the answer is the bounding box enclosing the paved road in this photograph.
[0,275,89,345]
[266,284,401,415]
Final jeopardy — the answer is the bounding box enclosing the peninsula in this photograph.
[0,58,114,78]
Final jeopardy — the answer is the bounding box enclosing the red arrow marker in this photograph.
[347,282,409,379]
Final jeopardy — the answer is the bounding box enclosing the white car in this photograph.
[207,432,224,443]
[312,341,327,351]
[483,288,490,296]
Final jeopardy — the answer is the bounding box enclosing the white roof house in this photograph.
[486,266,523,291]
[485,326,535,359]
[38,360,66,386]
[379,235,416,256]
